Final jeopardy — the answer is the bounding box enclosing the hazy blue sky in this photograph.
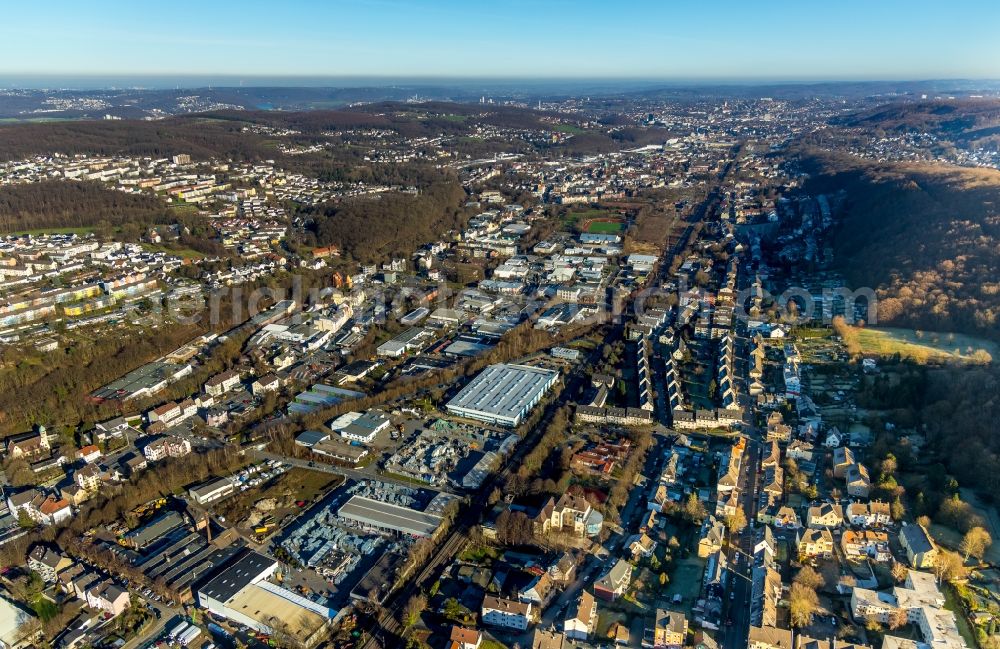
[3,0,999,81]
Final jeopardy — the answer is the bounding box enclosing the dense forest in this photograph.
[0,180,171,234]
[0,117,284,162]
[300,178,469,263]
[857,359,1000,507]
[921,365,1000,497]
[800,151,1000,340]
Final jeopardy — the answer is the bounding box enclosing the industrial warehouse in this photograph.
[195,550,334,648]
[445,363,559,427]
[336,495,443,538]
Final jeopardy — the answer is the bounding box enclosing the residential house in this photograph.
[786,440,815,463]
[594,559,632,601]
[760,466,784,508]
[765,412,791,443]
[547,552,577,584]
[482,596,532,630]
[27,545,72,583]
[833,447,856,478]
[761,441,781,470]
[751,566,782,628]
[147,401,182,426]
[85,581,130,617]
[563,591,596,640]
[899,524,938,569]
[75,464,102,492]
[698,517,726,558]
[548,492,601,538]
[204,369,241,396]
[772,506,800,529]
[842,530,891,562]
[118,452,147,476]
[806,503,844,529]
[448,626,482,649]
[644,609,688,649]
[845,464,872,498]
[628,533,657,561]
[518,572,553,606]
[251,373,282,396]
[848,501,892,528]
[754,526,777,568]
[6,489,40,520]
[797,528,834,559]
[77,445,101,464]
[824,427,844,448]
[748,626,793,649]
[142,436,191,462]
[37,495,73,526]
[851,587,898,624]
[531,630,565,649]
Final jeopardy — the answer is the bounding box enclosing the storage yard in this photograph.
[274,479,458,608]
[383,418,519,489]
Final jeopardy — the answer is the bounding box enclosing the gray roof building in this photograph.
[446,363,559,427]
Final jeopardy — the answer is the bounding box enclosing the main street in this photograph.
[722,435,762,649]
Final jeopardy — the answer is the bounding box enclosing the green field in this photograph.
[586,220,624,234]
[561,209,606,230]
[554,123,585,134]
[139,243,204,259]
[851,327,996,364]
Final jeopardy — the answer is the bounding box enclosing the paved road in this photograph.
[722,436,762,649]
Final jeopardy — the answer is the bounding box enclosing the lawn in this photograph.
[846,326,996,364]
[586,220,625,234]
[554,123,585,134]
[139,243,205,259]
[458,544,501,564]
[663,556,706,610]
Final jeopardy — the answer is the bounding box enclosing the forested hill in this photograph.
[0,102,671,164]
[300,179,469,264]
[0,180,172,234]
[834,99,1000,147]
[799,151,1000,340]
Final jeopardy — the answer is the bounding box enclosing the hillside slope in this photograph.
[835,99,1000,147]
[800,151,1000,339]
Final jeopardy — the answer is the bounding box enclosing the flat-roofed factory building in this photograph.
[195,550,333,648]
[445,363,559,427]
[337,495,442,538]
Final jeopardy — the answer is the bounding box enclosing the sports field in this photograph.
[585,220,624,234]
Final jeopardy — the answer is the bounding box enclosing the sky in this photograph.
[2,0,1000,83]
